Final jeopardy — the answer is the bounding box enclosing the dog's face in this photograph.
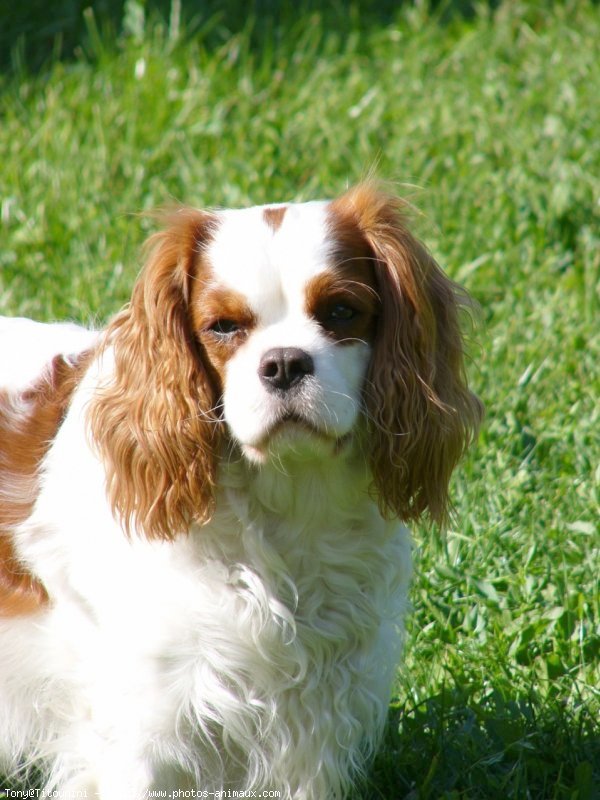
[90,184,482,539]
[193,201,378,463]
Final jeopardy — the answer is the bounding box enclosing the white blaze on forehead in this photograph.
[205,200,332,322]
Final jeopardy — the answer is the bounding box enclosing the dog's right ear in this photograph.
[331,183,483,525]
[89,209,224,541]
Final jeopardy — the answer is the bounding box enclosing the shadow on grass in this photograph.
[358,685,600,799]
[1,0,501,76]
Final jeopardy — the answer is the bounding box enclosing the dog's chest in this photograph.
[155,502,410,731]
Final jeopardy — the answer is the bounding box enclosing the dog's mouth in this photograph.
[272,410,323,436]
[242,411,351,463]
[260,411,329,447]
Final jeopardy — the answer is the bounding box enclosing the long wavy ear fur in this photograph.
[88,209,222,540]
[331,184,483,525]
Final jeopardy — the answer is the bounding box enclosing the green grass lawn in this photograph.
[1,1,599,797]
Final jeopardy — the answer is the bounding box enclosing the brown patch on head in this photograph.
[0,350,92,616]
[305,269,379,345]
[263,206,287,232]
[304,205,379,344]
[192,284,257,382]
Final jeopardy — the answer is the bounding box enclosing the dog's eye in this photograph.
[208,319,243,337]
[327,303,357,322]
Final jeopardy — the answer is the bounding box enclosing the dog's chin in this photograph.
[240,415,352,465]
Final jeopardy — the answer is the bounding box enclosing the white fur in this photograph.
[0,316,97,391]
[0,202,412,798]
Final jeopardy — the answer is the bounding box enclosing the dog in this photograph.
[0,183,482,798]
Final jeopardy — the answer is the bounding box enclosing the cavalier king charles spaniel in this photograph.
[0,184,482,798]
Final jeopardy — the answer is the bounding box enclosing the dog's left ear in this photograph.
[331,184,483,525]
[89,209,222,540]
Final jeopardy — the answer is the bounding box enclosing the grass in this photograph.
[1,0,599,797]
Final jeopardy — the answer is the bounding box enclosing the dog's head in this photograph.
[90,184,482,538]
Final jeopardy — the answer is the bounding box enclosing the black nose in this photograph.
[258,347,314,392]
